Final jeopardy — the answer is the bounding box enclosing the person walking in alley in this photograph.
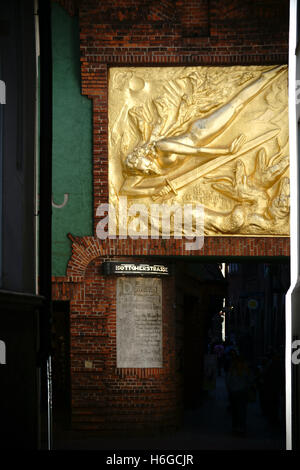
[226,352,253,435]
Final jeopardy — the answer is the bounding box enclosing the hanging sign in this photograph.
[102,261,171,277]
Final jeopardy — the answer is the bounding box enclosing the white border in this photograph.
[286,0,298,451]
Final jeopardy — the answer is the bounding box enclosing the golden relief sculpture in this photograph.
[108,65,289,236]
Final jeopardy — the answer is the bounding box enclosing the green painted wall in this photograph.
[52,4,92,276]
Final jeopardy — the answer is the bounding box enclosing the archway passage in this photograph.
[177,259,289,450]
[52,257,289,450]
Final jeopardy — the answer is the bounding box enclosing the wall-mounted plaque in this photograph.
[117,277,162,368]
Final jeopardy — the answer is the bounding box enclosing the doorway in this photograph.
[51,301,71,430]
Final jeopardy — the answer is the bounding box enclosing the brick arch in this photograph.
[84,257,99,280]
[66,234,105,280]
[65,233,291,282]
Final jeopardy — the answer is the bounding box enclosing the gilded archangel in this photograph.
[108,65,289,236]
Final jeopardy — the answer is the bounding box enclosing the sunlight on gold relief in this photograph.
[108,66,289,236]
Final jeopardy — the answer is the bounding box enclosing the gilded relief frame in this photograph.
[108,66,289,237]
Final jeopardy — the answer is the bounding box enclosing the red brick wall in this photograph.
[64,236,290,276]
[78,0,290,258]
[54,252,181,433]
[52,0,290,433]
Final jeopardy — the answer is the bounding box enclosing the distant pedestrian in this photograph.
[223,341,237,374]
[213,343,225,376]
[226,353,252,435]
